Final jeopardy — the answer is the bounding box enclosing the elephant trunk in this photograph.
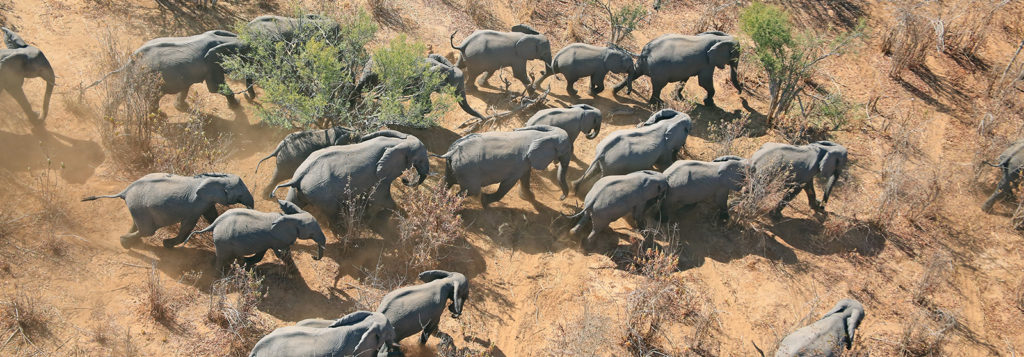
[585,120,601,140]
[557,157,570,200]
[457,90,485,119]
[820,172,838,207]
[39,67,54,121]
[407,161,429,186]
[729,62,742,94]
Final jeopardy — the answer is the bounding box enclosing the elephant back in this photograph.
[998,140,1024,171]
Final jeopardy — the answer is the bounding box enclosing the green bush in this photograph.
[223,10,453,130]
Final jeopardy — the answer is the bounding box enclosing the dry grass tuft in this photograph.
[897,308,957,356]
[206,263,269,356]
[692,0,740,34]
[146,265,175,323]
[912,251,953,306]
[729,164,792,229]
[465,0,501,29]
[881,2,935,77]
[30,158,69,227]
[395,183,465,271]
[1,292,53,338]
[332,182,377,247]
[350,259,408,312]
[545,299,614,356]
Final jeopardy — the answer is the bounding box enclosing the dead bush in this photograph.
[465,0,501,29]
[30,158,69,227]
[395,183,465,271]
[940,0,1008,58]
[1,291,53,338]
[350,259,408,311]
[729,164,792,229]
[331,181,378,247]
[872,107,944,233]
[881,2,935,77]
[545,299,614,356]
[41,233,68,258]
[1015,278,1024,312]
[90,308,122,346]
[622,248,686,355]
[707,113,750,158]
[207,263,269,356]
[912,251,953,306]
[897,308,957,356]
[146,265,175,323]
[692,0,740,34]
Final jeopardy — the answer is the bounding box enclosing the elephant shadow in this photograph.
[0,126,104,184]
[768,215,886,257]
[93,0,278,38]
[460,202,570,254]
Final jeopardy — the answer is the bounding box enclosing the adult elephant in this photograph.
[272,130,430,225]
[981,139,1024,212]
[354,54,484,119]
[0,27,54,123]
[613,31,742,106]
[449,24,553,92]
[377,270,469,346]
[436,125,572,206]
[572,109,691,195]
[750,141,848,218]
[773,299,865,357]
[87,30,247,111]
[534,43,635,97]
[662,155,748,220]
[255,126,361,199]
[81,173,255,249]
[568,170,669,249]
[250,311,399,357]
[523,104,602,144]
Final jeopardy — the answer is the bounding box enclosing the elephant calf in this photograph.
[0,27,54,123]
[255,126,361,199]
[184,200,326,271]
[536,43,634,97]
[662,155,748,220]
[573,109,691,196]
[750,141,848,218]
[981,139,1024,212]
[377,270,469,346]
[568,170,669,248]
[81,173,254,249]
[250,311,398,357]
[773,299,865,357]
[523,104,602,145]
[437,125,572,206]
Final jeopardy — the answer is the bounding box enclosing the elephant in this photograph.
[449,25,553,92]
[523,104,602,144]
[662,155,749,220]
[774,299,865,357]
[87,30,247,111]
[534,43,635,97]
[272,130,430,225]
[183,200,326,271]
[567,170,670,247]
[749,141,848,218]
[613,31,742,106]
[572,109,691,195]
[377,270,468,345]
[436,125,572,206]
[242,14,341,100]
[250,311,399,357]
[81,173,255,249]
[353,54,484,119]
[255,126,361,199]
[981,139,1024,212]
[0,27,54,123]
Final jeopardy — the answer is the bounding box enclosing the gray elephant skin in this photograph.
[613,31,741,106]
[662,155,748,220]
[523,104,602,144]
[536,43,634,97]
[273,130,430,225]
[81,173,255,249]
[89,30,246,110]
[437,125,572,205]
[255,126,361,199]
[982,139,1024,212]
[377,270,468,345]
[572,109,691,195]
[750,141,848,217]
[568,170,669,247]
[0,27,54,123]
[184,200,326,270]
[449,25,553,91]
[250,311,399,357]
[354,54,485,119]
[774,299,865,357]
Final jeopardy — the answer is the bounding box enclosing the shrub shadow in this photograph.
[0,126,104,183]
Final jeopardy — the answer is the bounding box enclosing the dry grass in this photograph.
[707,113,750,158]
[146,265,175,323]
[911,251,953,306]
[691,0,740,34]
[1,292,53,339]
[465,0,501,29]
[1014,278,1024,313]
[940,0,1008,59]
[395,183,465,271]
[30,158,69,228]
[729,164,792,229]
[896,308,957,356]
[545,298,614,356]
[206,263,269,356]
[881,2,935,78]
[332,181,377,247]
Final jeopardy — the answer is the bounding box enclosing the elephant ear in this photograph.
[2,27,28,49]
[707,40,735,69]
[277,199,304,215]
[195,179,229,205]
[270,215,300,238]
[510,24,540,35]
[818,148,843,178]
[844,306,865,349]
[527,137,557,170]
[377,143,410,179]
[204,42,239,64]
[428,53,454,67]
[353,324,381,353]
[328,311,374,328]
[663,117,691,145]
[418,270,452,282]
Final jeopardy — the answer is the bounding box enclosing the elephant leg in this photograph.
[419,318,440,344]
[175,91,189,111]
[570,211,590,236]
[804,182,822,211]
[272,248,295,266]
[518,172,535,200]
[983,170,1017,212]
[119,230,143,249]
[244,77,256,101]
[632,205,648,230]
[715,191,730,221]
[206,69,240,109]
[613,71,638,95]
[564,75,579,97]
[698,70,716,107]
[482,178,517,207]
[475,70,492,87]
[584,219,608,251]
[6,84,39,122]
[511,63,533,91]
[243,249,267,269]
[649,79,668,105]
[771,186,803,218]
[589,72,606,95]
[202,205,219,224]
[465,67,483,89]
[163,216,199,248]
[215,252,232,273]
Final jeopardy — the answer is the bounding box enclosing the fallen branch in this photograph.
[458,85,551,132]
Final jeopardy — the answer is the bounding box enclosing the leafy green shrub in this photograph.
[223,10,453,131]
[593,0,648,45]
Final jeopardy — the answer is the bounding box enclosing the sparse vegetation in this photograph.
[207,263,269,356]
[729,163,792,228]
[911,251,952,306]
[897,308,957,356]
[707,113,750,158]
[881,2,935,77]
[592,0,648,45]
[29,158,68,227]
[395,183,466,271]
[545,299,613,356]
[1,291,53,340]
[146,265,175,323]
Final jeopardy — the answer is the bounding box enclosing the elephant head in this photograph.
[326,126,359,145]
[810,141,848,207]
[603,46,635,77]
[713,155,750,191]
[362,130,430,186]
[514,31,554,75]
[702,32,742,93]
[519,125,572,199]
[639,170,671,212]
[823,298,865,349]
[419,270,469,318]
[638,108,683,127]
[573,104,603,139]
[2,27,55,122]
[276,200,326,261]
[195,173,255,209]
[327,311,398,355]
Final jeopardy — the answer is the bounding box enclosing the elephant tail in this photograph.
[182,221,217,246]
[81,190,127,202]
[83,61,132,91]
[255,140,287,174]
[449,31,465,52]
[572,158,602,196]
[982,160,1003,168]
[565,207,587,220]
[270,180,299,199]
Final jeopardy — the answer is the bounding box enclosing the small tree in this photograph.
[739,2,863,125]
[593,0,648,45]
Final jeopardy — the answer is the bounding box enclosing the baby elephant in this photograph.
[568,170,669,248]
[81,173,255,249]
[438,125,572,205]
[377,270,469,346]
[250,311,398,357]
[981,139,1024,212]
[255,126,361,199]
[536,43,635,97]
[662,155,748,220]
[774,298,865,357]
[184,200,326,271]
[523,104,602,144]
